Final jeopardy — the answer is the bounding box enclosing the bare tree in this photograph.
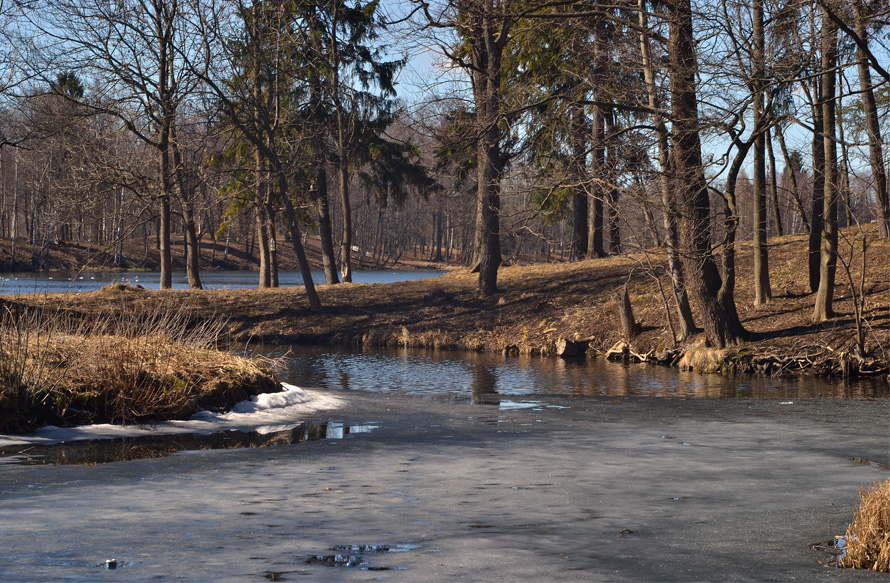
[35,0,208,289]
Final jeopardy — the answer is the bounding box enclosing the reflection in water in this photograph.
[263,345,889,401]
[471,366,499,405]
[0,422,377,465]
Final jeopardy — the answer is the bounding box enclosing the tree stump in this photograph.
[556,337,588,358]
[617,287,640,340]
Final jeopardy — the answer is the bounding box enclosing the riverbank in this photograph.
[11,226,889,381]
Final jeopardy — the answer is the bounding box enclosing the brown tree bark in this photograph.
[808,82,825,294]
[463,0,509,296]
[667,0,745,347]
[813,7,839,322]
[257,206,272,288]
[752,0,770,306]
[638,0,695,340]
[852,0,890,239]
[617,287,639,340]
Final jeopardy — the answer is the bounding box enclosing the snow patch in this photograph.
[0,383,343,447]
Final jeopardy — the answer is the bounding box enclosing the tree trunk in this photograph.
[617,287,640,340]
[556,337,588,358]
[159,194,172,289]
[257,206,271,288]
[182,200,203,290]
[606,109,621,255]
[813,7,839,322]
[466,0,509,297]
[267,206,279,287]
[808,81,825,293]
[433,208,444,262]
[853,0,890,238]
[587,18,607,259]
[338,157,353,283]
[752,0,770,306]
[638,0,696,340]
[667,0,745,347]
[11,156,17,267]
[315,164,340,285]
[276,171,321,311]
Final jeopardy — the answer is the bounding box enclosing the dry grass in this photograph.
[0,301,277,433]
[677,343,727,372]
[840,478,890,571]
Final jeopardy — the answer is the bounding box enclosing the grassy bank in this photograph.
[0,303,278,433]
[11,226,889,382]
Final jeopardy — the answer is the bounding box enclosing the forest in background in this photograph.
[0,0,885,348]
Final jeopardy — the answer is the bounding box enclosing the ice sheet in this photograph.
[0,383,343,446]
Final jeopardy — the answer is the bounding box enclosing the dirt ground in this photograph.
[7,225,890,379]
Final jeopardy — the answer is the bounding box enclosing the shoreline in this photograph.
[5,228,889,384]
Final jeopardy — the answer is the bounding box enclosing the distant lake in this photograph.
[0,269,448,295]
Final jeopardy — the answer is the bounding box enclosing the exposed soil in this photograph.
[8,226,890,380]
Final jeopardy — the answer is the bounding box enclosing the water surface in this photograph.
[0,269,447,294]
[266,345,889,401]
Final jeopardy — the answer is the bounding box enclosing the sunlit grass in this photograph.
[0,300,275,433]
[841,478,890,571]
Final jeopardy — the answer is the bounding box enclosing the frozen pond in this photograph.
[0,392,885,582]
[0,348,886,581]
[0,269,447,294]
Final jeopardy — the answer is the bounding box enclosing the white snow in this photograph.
[0,383,343,447]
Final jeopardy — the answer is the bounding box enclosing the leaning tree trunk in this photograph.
[275,168,321,311]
